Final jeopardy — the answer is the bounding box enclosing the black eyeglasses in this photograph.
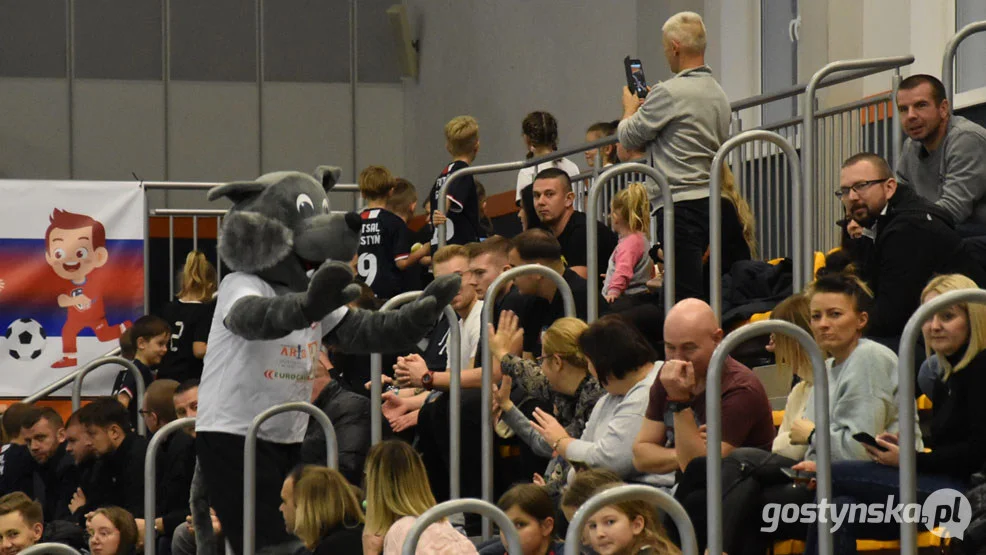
[137,409,153,416]
[834,178,888,199]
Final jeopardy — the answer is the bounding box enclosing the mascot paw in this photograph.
[421,274,461,308]
[304,261,356,321]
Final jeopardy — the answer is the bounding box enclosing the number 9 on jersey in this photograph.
[357,252,378,286]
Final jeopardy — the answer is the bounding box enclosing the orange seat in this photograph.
[772,530,949,554]
[772,410,785,428]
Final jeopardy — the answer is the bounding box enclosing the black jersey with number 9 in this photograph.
[357,207,411,300]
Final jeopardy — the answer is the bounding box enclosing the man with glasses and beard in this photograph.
[837,152,986,347]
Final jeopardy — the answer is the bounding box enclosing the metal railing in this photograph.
[18,544,83,555]
[144,416,195,555]
[71,356,146,436]
[943,21,986,107]
[564,484,698,555]
[480,264,575,538]
[706,320,831,555]
[369,291,422,445]
[243,402,337,555]
[709,131,803,319]
[401,499,522,555]
[20,347,121,405]
[586,162,674,321]
[895,288,986,552]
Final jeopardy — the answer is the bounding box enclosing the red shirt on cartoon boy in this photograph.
[44,209,131,369]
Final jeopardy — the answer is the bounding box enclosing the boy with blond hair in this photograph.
[429,116,484,249]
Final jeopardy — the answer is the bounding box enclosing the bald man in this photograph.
[632,299,774,477]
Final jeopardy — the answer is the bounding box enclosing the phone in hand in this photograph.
[780,467,815,482]
[853,432,889,452]
[624,56,648,98]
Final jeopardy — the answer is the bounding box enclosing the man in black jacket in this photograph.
[77,398,147,518]
[137,380,195,552]
[20,407,77,523]
[840,152,986,346]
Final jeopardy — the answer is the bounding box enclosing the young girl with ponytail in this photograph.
[158,251,218,382]
[514,111,581,203]
[602,183,655,310]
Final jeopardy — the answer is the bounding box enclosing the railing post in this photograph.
[401,499,522,555]
[587,163,674,321]
[896,288,986,552]
[19,348,121,405]
[942,21,986,107]
[891,69,902,166]
[480,265,575,539]
[72,356,146,436]
[705,321,831,555]
[18,543,83,555]
[243,402,336,555]
[564,484,698,555]
[369,291,423,445]
[443,305,462,501]
[710,131,803,320]
[144,417,195,555]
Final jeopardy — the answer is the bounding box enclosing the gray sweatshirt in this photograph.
[896,114,986,227]
[617,65,730,209]
[805,338,923,461]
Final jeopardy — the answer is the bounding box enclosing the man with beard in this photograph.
[838,152,986,346]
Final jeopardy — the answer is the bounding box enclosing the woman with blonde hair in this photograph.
[158,251,217,382]
[490,314,604,493]
[362,440,477,554]
[288,466,364,553]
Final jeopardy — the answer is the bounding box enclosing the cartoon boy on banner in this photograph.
[45,209,131,369]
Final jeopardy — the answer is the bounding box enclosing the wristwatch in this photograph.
[421,371,435,390]
[666,400,692,414]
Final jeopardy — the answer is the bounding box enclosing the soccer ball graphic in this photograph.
[4,318,47,360]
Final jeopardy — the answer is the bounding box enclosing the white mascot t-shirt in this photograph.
[196,272,347,443]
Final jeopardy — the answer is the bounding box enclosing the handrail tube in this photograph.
[803,56,915,282]
[480,265,575,538]
[144,417,195,555]
[706,321,831,555]
[151,209,228,216]
[369,291,424,445]
[72,356,146,436]
[143,182,361,192]
[21,347,121,405]
[942,20,986,106]
[896,288,986,552]
[564,484,698,555]
[401,499,522,555]
[18,543,83,555]
[710,131,803,319]
[436,136,620,248]
[243,402,336,555]
[586,163,674,321]
[757,93,893,133]
[442,305,462,501]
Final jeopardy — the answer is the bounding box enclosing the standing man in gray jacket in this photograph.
[618,11,739,302]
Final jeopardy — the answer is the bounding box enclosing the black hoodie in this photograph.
[31,442,79,522]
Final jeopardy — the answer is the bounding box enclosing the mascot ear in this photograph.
[313,166,343,192]
[208,181,267,204]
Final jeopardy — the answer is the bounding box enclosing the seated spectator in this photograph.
[580,483,680,555]
[302,349,371,486]
[158,251,217,383]
[532,168,617,279]
[113,315,169,430]
[602,183,656,311]
[478,483,562,555]
[838,152,986,346]
[20,407,76,523]
[515,112,582,203]
[522,316,657,482]
[490,314,604,493]
[584,121,619,169]
[78,398,147,518]
[631,298,774,484]
[809,273,986,553]
[0,404,37,498]
[281,466,363,554]
[0,492,42,554]
[136,379,194,551]
[518,185,540,232]
[361,440,477,555]
[88,506,138,555]
[64,410,107,525]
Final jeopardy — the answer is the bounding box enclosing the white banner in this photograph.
[0,180,144,396]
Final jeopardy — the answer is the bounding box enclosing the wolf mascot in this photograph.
[194,167,458,554]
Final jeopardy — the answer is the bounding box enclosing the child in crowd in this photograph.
[514,112,581,202]
[88,506,139,555]
[475,180,496,238]
[112,315,168,430]
[357,166,404,299]
[602,183,654,311]
[430,116,484,248]
[584,121,619,168]
[158,251,217,383]
[386,178,432,289]
[582,485,680,555]
[479,483,562,555]
[287,466,364,554]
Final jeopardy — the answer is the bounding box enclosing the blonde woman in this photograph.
[362,440,477,555]
[767,293,815,460]
[158,251,217,382]
[490,314,604,492]
[289,466,364,554]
